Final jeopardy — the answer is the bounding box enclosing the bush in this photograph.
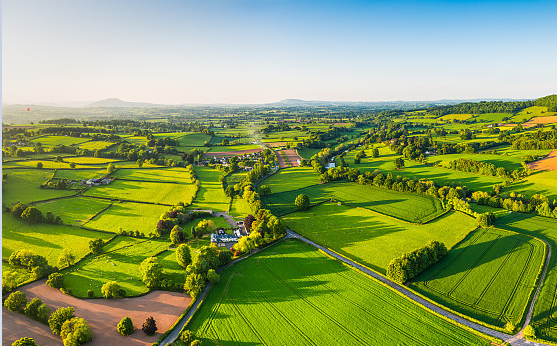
[181,330,195,344]
[294,194,310,211]
[11,337,38,346]
[176,244,192,268]
[117,316,134,336]
[142,316,157,335]
[21,207,44,223]
[60,317,93,346]
[184,273,206,299]
[32,264,56,280]
[24,297,42,318]
[37,303,51,321]
[101,281,123,299]
[524,325,536,339]
[170,225,184,245]
[47,273,64,289]
[48,306,75,335]
[87,289,95,298]
[139,257,164,289]
[89,238,105,255]
[4,291,27,312]
[12,202,28,218]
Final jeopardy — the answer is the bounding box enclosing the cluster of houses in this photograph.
[210,220,248,250]
[81,178,112,186]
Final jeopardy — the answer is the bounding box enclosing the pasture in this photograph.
[85,202,170,234]
[507,170,557,200]
[35,197,112,225]
[76,141,116,151]
[191,167,230,212]
[54,168,107,180]
[259,167,321,194]
[64,156,121,164]
[262,181,445,223]
[185,240,491,346]
[411,228,545,328]
[283,203,476,273]
[62,237,171,297]
[229,196,252,218]
[114,167,194,183]
[30,135,90,147]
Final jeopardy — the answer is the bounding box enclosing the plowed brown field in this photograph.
[528,150,557,170]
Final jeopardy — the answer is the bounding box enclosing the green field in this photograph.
[30,135,90,147]
[2,213,113,266]
[283,203,476,273]
[62,236,171,297]
[85,202,170,234]
[64,157,121,164]
[206,144,261,153]
[496,213,557,342]
[3,160,89,169]
[513,106,556,122]
[2,168,78,206]
[229,196,252,218]
[297,147,322,159]
[412,227,545,328]
[507,170,557,200]
[186,240,491,346]
[83,179,197,205]
[35,197,112,225]
[114,167,194,183]
[76,141,116,151]
[54,168,107,180]
[262,181,444,223]
[191,167,229,212]
[259,167,321,194]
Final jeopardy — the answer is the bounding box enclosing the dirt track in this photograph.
[2,280,191,346]
[203,148,263,157]
[528,151,557,171]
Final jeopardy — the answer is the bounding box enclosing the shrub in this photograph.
[170,225,184,245]
[47,273,64,289]
[4,291,27,312]
[524,325,536,339]
[87,289,95,298]
[21,207,45,223]
[60,317,93,346]
[117,316,134,336]
[176,244,192,268]
[24,297,43,318]
[180,330,195,344]
[12,202,28,218]
[37,303,51,321]
[88,238,105,255]
[48,306,75,335]
[294,194,310,211]
[11,337,38,346]
[142,316,157,336]
[139,257,164,289]
[32,264,56,280]
[101,281,123,299]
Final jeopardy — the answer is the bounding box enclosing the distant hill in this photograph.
[86,98,164,108]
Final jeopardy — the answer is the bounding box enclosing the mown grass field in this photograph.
[54,168,107,180]
[63,156,121,164]
[2,213,113,266]
[206,144,261,153]
[85,202,170,234]
[496,213,557,342]
[297,147,322,160]
[506,170,557,200]
[229,196,252,218]
[259,167,321,194]
[62,236,171,297]
[114,167,194,183]
[191,167,229,212]
[185,240,491,346]
[76,140,116,151]
[262,181,444,223]
[30,135,90,147]
[3,160,89,169]
[35,197,112,225]
[83,179,197,205]
[283,203,475,273]
[2,168,78,205]
[411,227,545,328]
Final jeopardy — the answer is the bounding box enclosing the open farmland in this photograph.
[85,202,170,234]
[262,181,445,223]
[506,170,557,200]
[229,196,252,218]
[63,157,122,164]
[259,167,321,194]
[35,197,112,225]
[30,135,90,147]
[62,237,171,297]
[76,140,116,151]
[114,167,195,183]
[2,168,78,205]
[186,240,491,346]
[190,167,229,211]
[411,228,545,328]
[283,203,475,273]
[527,151,557,171]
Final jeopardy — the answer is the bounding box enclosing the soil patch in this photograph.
[525,116,557,126]
[528,151,557,171]
[264,142,286,148]
[203,148,263,157]
[282,149,302,167]
[2,280,192,346]
[276,150,288,168]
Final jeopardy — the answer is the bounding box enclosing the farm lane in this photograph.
[286,228,551,346]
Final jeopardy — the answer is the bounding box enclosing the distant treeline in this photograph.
[428,100,534,116]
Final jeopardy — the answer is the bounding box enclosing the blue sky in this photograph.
[2,0,556,104]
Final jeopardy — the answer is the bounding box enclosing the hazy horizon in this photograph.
[3,0,557,105]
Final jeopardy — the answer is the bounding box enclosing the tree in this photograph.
[142,316,158,336]
[244,214,255,232]
[207,269,220,285]
[184,273,206,299]
[224,185,234,197]
[11,337,38,346]
[394,157,405,169]
[106,163,116,175]
[221,138,229,146]
[48,306,75,335]
[60,317,93,346]
[9,249,47,270]
[87,290,94,298]
[176,244,192,268]
[47,273,65,289]
[170,225,184,245]
[295,194,310,211]
[180,330,195,344]
[57,249,76,268]
[372,148,379,158]
[139,257,164,289]
[4,291,27,312]
[37,304,51,321]
[524,325,536,339]
[21,207,44,223]
[24,297,43,318]
[101,281,123,299]
[89,238,105,255]
[196,219,215,235]
[136,159,144,168]
[12,202,28,218]
[117,316,134,336]
[69,162,77,169]
[259,185,271,195]
[36,162,43,169]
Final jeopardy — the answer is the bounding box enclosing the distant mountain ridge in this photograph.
[86,98,164,108]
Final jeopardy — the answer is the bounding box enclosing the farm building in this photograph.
[210,233,240,249]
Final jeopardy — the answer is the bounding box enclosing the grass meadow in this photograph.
[30,135,90,147]
[283,203,476,273]
[114,167,194,183]
[229,196,252,219]
[185,240,491,346]
[507,170,557,200]
[259,167,321,194]
[35,197,112,225]
[191,167,229,212]
[411,228,545,328]
[85,202,170,234]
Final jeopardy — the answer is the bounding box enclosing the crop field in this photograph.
[83,179,197,205]
[191,167,230,212]
[35,197,112,225]
[2,213,114,266]
[85,202,170,234]
[62,237,171,297]
[411,228,545,328]
[30,135,90,147]
[283,203,475,273]
[262,181,444,223]
[114,167,194,183]
[2,168,78,205]
[260,167,321,194]
[186,240,491,346]
[495,213,557,341]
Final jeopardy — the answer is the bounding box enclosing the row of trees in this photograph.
[386,241,448,284]
[472,191,557,218]
[10,202,63,224]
